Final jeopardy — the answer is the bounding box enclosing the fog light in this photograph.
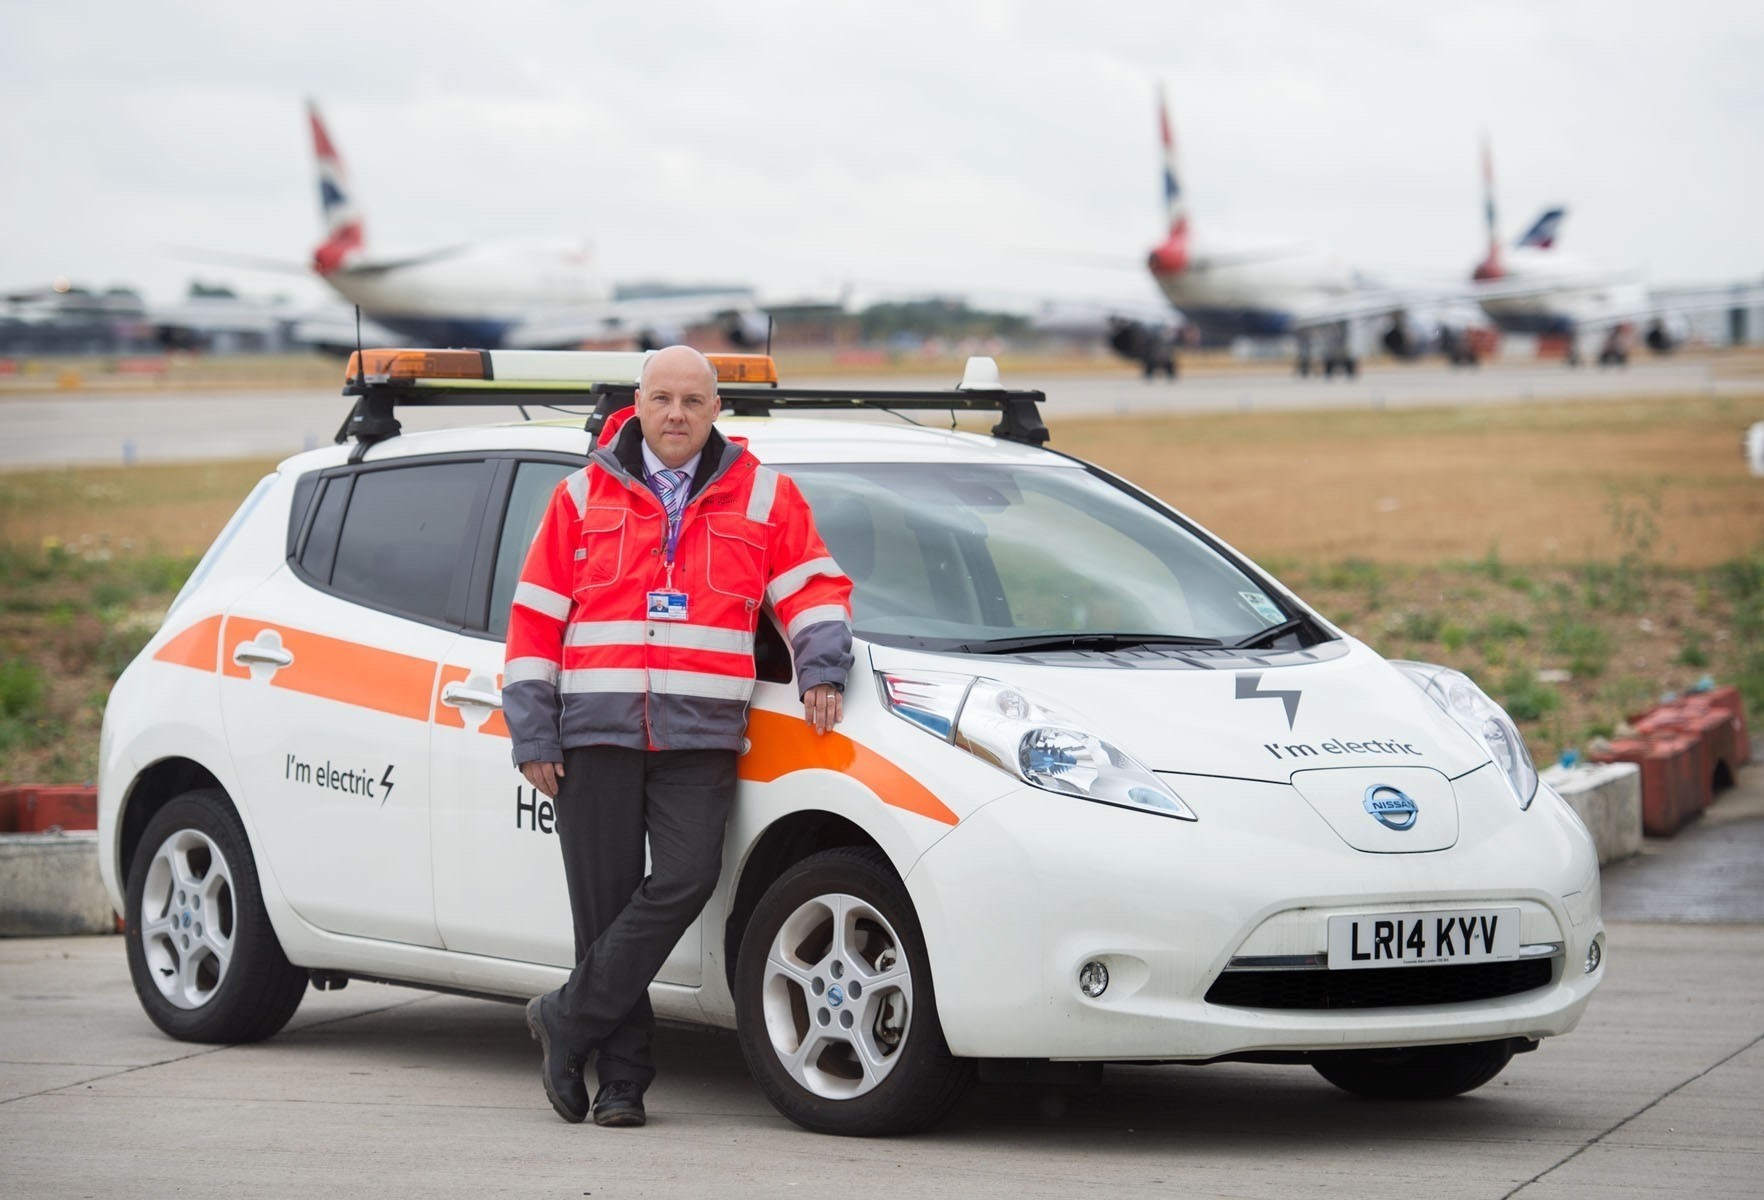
[1584,937,1603,974]
[1078,960,1110,998]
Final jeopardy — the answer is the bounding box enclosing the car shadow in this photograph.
[264,988,1555,1146]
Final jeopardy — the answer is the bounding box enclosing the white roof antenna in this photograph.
[958,355,1003,391]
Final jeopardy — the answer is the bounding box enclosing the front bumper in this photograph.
[905,771,1604,1061]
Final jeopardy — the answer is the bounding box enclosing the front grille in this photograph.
[1204,958,1555,1010]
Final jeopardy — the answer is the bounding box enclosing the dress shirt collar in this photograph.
[640,438,702,484]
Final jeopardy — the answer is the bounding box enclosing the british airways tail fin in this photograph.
[1148,86,1189,277]
[1472,135,1507,281]
[308,100,365,276]
[1515,207,1565,251]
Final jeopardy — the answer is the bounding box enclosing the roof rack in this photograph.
[583,382,1049,447]
[334,349,1050,456]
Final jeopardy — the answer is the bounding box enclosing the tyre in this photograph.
[124,789,307,1043]
[734,846,972,1135]
[1312,1039,1516,1100]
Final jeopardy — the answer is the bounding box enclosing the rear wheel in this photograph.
[1312,1040,1516,1099]
[734,847,971,1135]
[124,789,307,1043]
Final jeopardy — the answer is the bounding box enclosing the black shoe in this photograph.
[526,995,589,1124]
[592,1079,647,1128]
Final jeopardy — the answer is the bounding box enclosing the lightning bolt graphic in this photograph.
[1235,673,1301,729]
[379,764,395,807]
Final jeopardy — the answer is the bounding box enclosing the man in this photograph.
[504,345,852,1128]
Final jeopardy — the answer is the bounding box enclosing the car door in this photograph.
[428,457,579,967]
[427,456,703,986]
[219,456,494,947]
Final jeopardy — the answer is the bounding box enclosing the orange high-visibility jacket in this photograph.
[504,413,853,763]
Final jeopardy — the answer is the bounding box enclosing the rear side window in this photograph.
[298,476,351,584]
[316,461,488,624]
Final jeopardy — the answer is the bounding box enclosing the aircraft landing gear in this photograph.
[1297,354,1358,378]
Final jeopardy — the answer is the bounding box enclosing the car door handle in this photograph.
[232,643,294,667]
[440,682,503,710]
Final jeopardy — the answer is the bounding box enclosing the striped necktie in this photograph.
[653,468,690,526]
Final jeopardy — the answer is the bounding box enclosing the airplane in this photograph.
[304,101,779,350]
[1121,89,1499,379]
[1467,140,1759,366]
[184,103,779,353]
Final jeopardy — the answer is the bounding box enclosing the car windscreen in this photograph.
[783,461,1303,652]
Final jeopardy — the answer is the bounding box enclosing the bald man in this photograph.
[505,346,853,1126]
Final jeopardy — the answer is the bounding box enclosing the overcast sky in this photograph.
[3,0,1760,313]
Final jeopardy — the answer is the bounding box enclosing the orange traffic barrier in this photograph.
[1630,687,1751,811]
[1696,685,1751,768]
[1589,733,1699,837]
[1634,708,1720,811]
[2,785,99,833]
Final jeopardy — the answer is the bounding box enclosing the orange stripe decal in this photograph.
[222,618,437,722]
[152,614,223,672]
[739,709,957,826]
[434,664,510,738]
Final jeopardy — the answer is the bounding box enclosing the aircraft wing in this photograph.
[283,305,402,354]
[332,246,476,277]
[499,290,776,350]
[1559,284,1764,333]
[131,293,401,355]
[1027,295,1184,337]
[1284,271,1647,330]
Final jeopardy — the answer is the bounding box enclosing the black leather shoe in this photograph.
[526,995,588,1124]
[592,1079,647,1128]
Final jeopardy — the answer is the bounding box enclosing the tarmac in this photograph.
[3,356,1761,469]
[3,765,1762,1197]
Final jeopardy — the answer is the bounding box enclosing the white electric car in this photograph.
[98,349,1605,1136]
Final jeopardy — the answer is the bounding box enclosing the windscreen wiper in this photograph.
[1234,618,1307,649]
[955,632,1226,655]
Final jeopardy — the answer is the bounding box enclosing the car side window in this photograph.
[323,461,488,624]
[297,475,351,584]
[486,462,576,638]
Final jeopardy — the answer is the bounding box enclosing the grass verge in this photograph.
[2,391,1761,782]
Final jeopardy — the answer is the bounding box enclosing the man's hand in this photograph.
[520,759,565,799]
[802,683,844,734]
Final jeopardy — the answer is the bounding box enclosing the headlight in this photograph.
[877,671,1197,821]
[1391,660,1538,808]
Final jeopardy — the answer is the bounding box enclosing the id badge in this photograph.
[647,590,689,621]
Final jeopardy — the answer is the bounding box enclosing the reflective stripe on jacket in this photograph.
[503,415,853,762]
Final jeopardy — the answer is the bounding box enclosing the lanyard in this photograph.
[663,506,683,566]
[647,468,688,573]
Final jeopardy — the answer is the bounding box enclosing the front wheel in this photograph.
[1312,1039,1517,1099]
[734,847,971,1135]
[124,789,307,1043]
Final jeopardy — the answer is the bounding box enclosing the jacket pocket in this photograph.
[573,506,627,594]
[704,512,767,603]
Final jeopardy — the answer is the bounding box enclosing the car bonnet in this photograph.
[866,638,1491,785]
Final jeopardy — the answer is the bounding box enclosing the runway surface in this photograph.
[2,357,1759,470]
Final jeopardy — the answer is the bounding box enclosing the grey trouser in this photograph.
[551,744,736,1091]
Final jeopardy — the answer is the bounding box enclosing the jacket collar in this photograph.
[597,419,742,499]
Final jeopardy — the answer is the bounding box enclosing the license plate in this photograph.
[1326,907,1521,970]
